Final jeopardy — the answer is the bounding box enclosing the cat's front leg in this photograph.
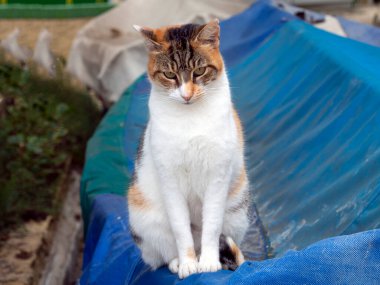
[161,179,198,279]
[198,173,230,273]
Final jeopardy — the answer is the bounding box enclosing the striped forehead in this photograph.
[163,24,205,71]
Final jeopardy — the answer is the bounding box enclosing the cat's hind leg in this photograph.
[128,185,178,271]
[224,175,250,246]
[223,206,250,246]
[131,213,179,270]
[221,182,250,270]
[147,228,196,279]
[220,207,249,270]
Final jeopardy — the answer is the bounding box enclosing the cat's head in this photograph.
[134,20,223,104]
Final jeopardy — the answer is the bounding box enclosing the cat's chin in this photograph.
[182,96,204,105]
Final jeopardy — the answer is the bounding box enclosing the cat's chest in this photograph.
[150,116,236,168]
[183,135,223,165]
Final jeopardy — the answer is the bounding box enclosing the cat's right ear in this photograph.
[195,19,220,48]
[133,25,162,53]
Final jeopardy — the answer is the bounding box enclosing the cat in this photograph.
[128,19,249,279]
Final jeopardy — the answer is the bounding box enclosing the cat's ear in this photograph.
[133,25,162,53]
[195,19,220,48]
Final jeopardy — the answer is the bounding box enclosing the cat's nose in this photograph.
[181,94,192,102]
[180,83,194,102]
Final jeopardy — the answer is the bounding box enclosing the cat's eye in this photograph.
[163,71,176,79]
[193,67,206,77]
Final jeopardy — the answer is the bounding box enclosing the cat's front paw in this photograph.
[168,258,179,273]
[178,260,198,279]
[198,255,222,273]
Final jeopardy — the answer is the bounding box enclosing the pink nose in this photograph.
[181,94,192,102]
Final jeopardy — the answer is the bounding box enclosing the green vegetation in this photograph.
[0,3,114,19]
[0,57,101,233]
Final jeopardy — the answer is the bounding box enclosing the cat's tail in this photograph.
[219,234,245,270]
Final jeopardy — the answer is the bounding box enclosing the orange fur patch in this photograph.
[151,27,172,50]
[228,238,245,266]
[128,184,150,209]
[229,108,247,197]
[183,81,197,100]
[229,167,247,197]
[196,44,224,73]
[232,107,244,148]
[186,248,196,260]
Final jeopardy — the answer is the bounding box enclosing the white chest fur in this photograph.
[147,74,239,197]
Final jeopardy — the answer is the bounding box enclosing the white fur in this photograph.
[128,70,249,279]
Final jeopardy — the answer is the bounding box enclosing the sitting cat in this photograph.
[128,19,249,279]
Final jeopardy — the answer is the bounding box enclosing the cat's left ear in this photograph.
[195,19,220,48]
[133,25,162,53]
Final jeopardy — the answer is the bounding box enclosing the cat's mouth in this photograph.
[181,96,200,105]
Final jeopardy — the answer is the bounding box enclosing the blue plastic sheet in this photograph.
[80,1,380,284]
[228,21,380,255]
[81,194,380,285]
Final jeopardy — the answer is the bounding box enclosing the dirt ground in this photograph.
[0,19,90,58]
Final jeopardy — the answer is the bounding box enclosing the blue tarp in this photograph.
[81,194,380,285]
[80,1,380,284]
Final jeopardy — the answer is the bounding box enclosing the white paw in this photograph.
[178,260,198,279]
[168,258,179,274]
[198,256,222,273]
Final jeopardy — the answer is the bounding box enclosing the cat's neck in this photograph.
[149,70,232,121]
